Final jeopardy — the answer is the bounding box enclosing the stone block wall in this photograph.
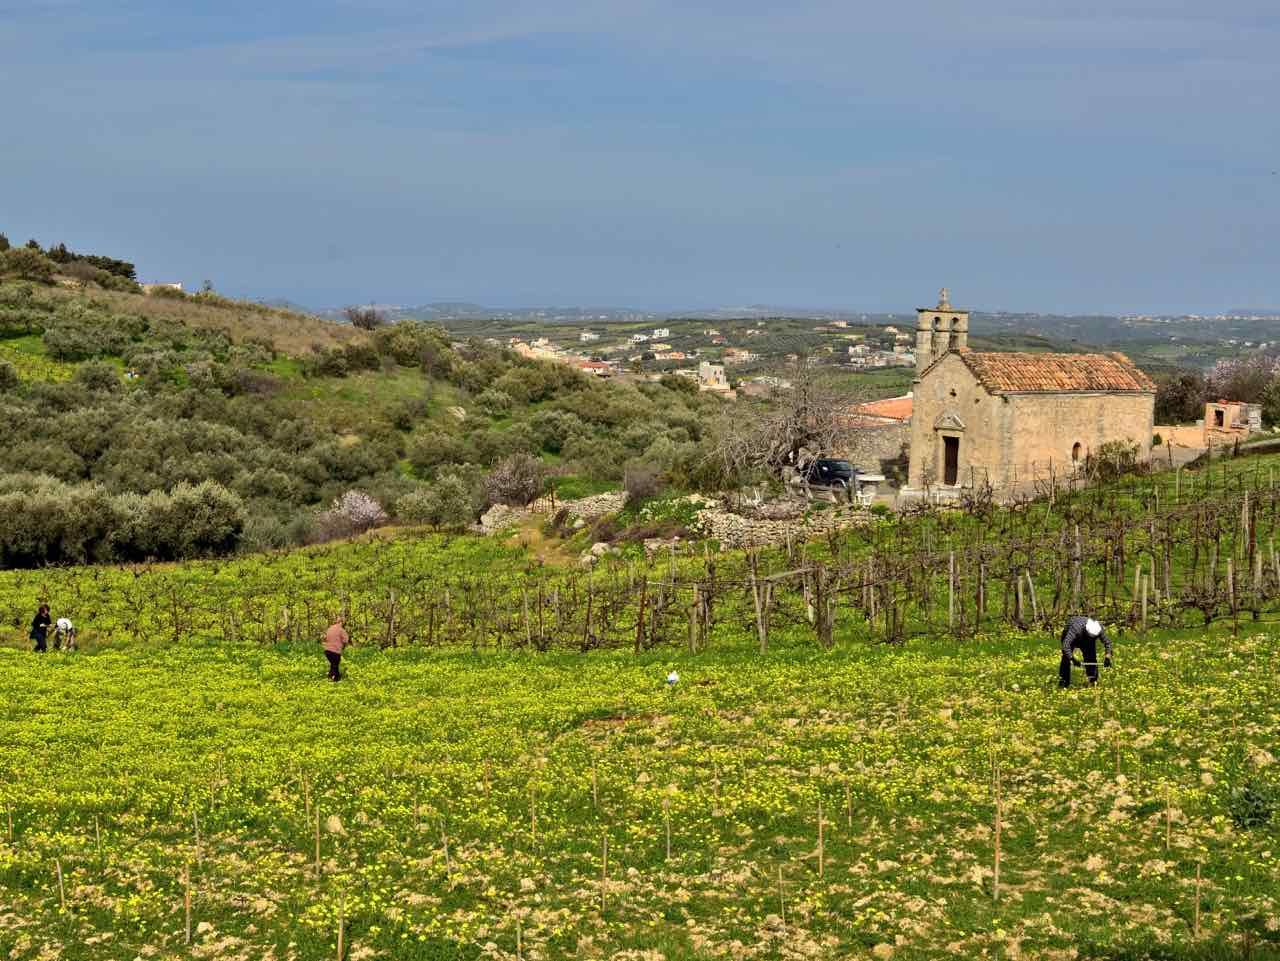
[838,422,910,482]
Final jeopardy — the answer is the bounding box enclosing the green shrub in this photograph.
[634,494,705,535]
[73,360,122,393]
[0,360,17,392]
[373,321,452,369]
[1091,440,1143,481]
[407,428,470,475]
[0,248,56,283]
[529,409,585,453]
[395,471,478,531]
[1227,777,1276,829]
[109,481,245,560]
[43,311,133,360]
[476,388,513,418]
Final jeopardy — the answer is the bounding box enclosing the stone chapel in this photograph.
[903,289,1156,495]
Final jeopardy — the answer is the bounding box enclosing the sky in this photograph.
[2,1,1278,314]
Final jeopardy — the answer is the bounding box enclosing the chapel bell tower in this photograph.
[915,287,969,376]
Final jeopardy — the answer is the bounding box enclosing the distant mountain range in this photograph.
[306,301,931,326]
[266,298,1280,354]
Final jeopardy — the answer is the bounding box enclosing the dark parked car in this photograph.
[802,458,857,488]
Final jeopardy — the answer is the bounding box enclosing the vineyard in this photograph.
[0,453,1279,959]
[8,450,1280,655]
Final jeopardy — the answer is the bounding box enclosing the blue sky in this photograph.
[2,1,1278,313]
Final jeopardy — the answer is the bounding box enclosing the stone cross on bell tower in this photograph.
[915,287,969,377]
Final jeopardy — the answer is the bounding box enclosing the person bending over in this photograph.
[1059,615,1112,688]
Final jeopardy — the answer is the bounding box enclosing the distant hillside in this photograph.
[0,271,721,568]
[41,284,362,355]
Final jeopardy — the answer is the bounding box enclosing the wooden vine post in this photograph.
[600,835,609,913]
[337,889,346,961]
[184,861,192,944]
[817,797,825,880]
[992,764,1002,902]
[663,797,672,861]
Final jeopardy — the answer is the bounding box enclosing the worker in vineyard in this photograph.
[54,617,77,651]
[322,617,350,682]
[1058,615,1112,688]
[29,605,51,653]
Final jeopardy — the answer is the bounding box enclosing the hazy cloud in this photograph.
[1,1,1277,311]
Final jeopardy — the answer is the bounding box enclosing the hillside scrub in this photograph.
[0,282,723,566]
[0,477,245,565]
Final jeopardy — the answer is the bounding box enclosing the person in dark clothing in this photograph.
[1059,615,1113,688]
[30,605,51,653]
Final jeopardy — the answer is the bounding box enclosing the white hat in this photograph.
[1085,618,1102,637]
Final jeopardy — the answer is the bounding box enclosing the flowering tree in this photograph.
[323,490,387,534]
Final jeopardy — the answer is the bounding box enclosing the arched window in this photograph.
[1071,442,1082,463]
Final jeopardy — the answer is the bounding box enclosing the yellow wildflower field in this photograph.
[0,622,1276,960]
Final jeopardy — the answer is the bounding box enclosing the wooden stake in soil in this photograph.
[56,858,65,912]
[948,550,956,630]
[337,889,346,961]
[529,785,537,843]
[600,835,609,912]
[94,815,100,857]
[314,806,322,879]
[441,828,453,885]
[992,766,1002,902]
[845,781,853,829]
[1165,786,1172,852]
[193,811,201,864]
[1140,572,1148,630]
[777,864,786,926]
[184,861,192,945]
[517,916,524,961]
[591,760,599,809]
[662,797,672,861]
[817,797,825,879]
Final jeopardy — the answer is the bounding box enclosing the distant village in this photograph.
[491,318,914,399]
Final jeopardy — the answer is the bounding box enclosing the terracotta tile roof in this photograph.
[853,395,913,421]
[955,350,1155,394]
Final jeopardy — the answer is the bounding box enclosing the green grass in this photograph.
[278,366,451,432]
[549,475,622,500]
[265,356,305,379]
[0,622,1276,959]
[818,367,913,399]
[0,334,75,382]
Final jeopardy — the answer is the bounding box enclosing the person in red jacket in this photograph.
[322,618,350,682]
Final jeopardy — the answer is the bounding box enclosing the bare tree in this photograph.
[707,359,876,484]
[344,305,387,330]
